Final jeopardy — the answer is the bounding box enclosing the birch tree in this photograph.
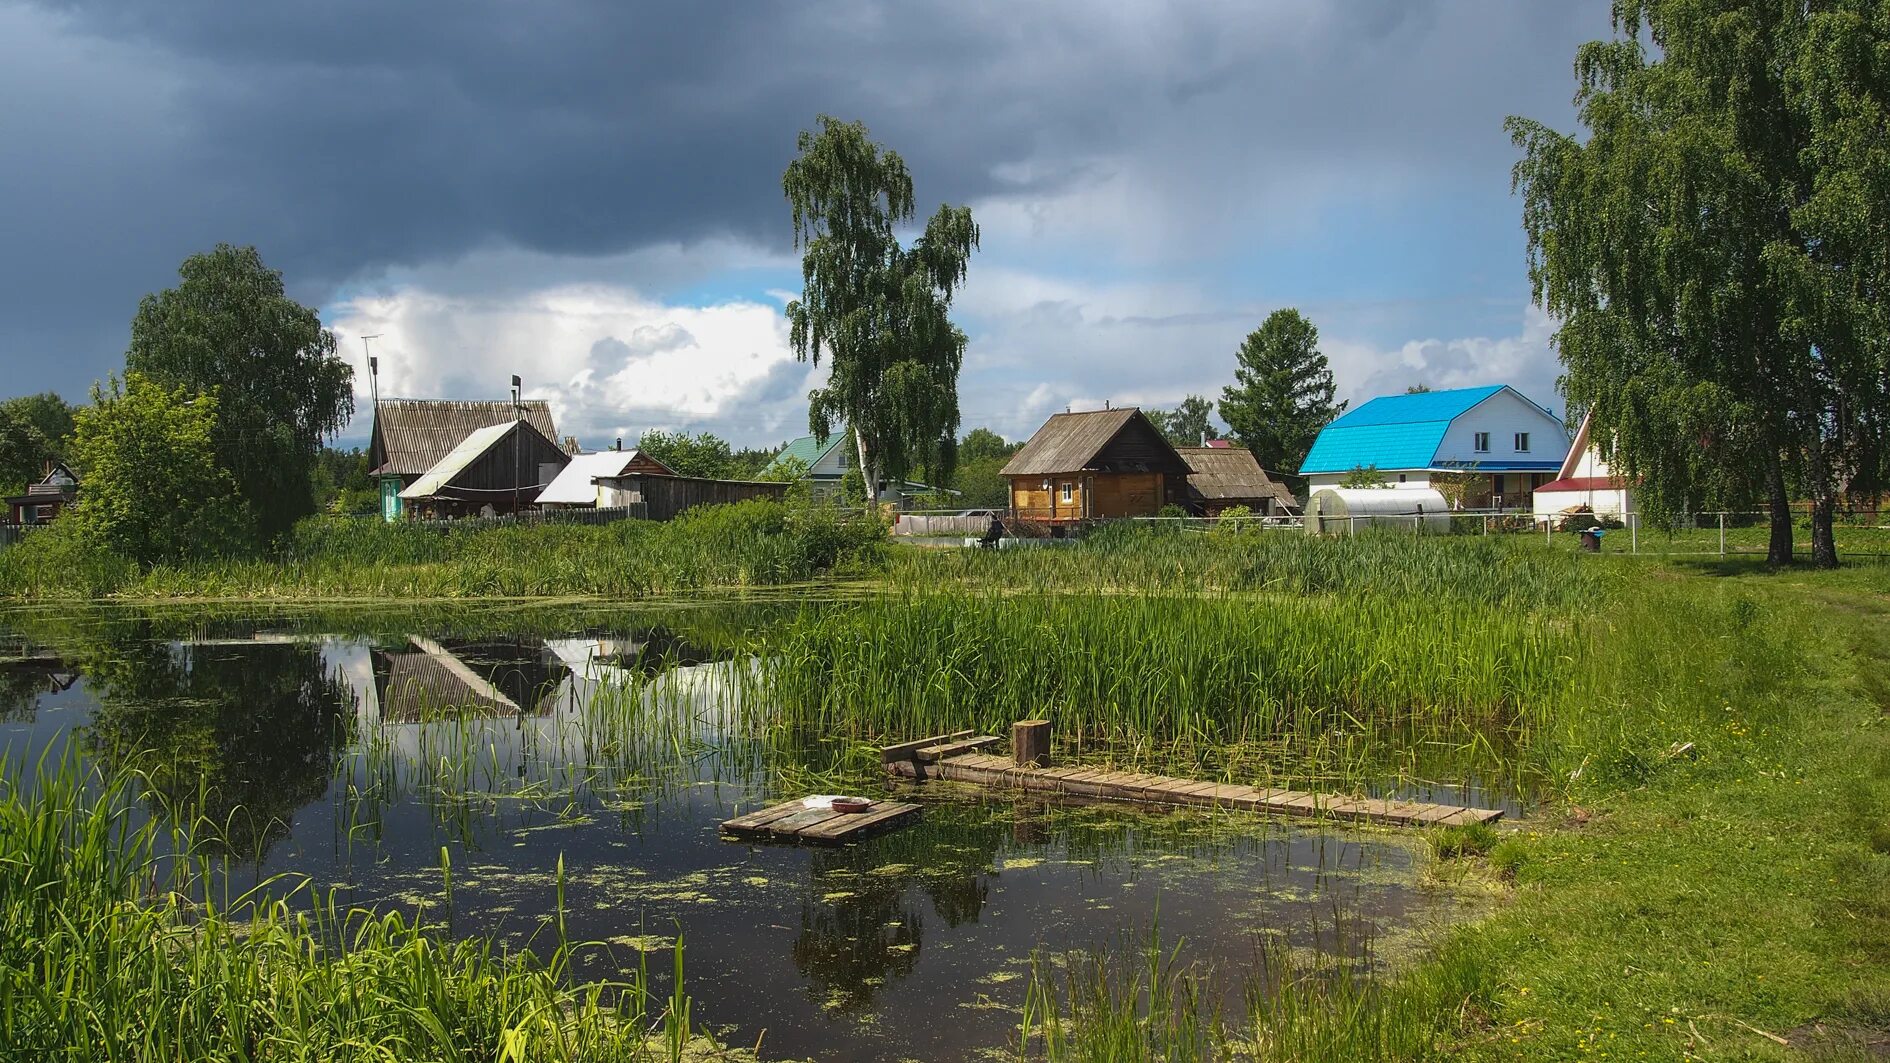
[784,116,978,510]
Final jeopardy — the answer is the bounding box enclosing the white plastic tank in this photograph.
[1303,487,1452,535]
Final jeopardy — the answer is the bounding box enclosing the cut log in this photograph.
[1012,719,1052,768]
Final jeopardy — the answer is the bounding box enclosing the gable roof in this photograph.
[401,420,561,499]
[371,399,558,478]
[1559,411,1592,480]
[534,450,676,505]
[1001,408,1185,477]
[1300,385,1545,475]
[764,432,846,476]
[1176,446,1296,509]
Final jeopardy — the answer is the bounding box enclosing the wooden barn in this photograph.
[535,449,676,509]
[1001,408,1192,522]
[368,399,562,521]
[1177,444,1299,516]
[398,419,571,518]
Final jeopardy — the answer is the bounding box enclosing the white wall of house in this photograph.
[1534,486,1633,518]
[808,441,851,478]
[1305,471,1436,491]
[1433,390,1570,468]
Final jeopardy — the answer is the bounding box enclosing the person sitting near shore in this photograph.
[978,515,1004,548]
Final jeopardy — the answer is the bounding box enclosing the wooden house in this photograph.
[397,419,571,518]
[5,462,79,525]
[368,399,561,521]
[535,449,675,509]
[1176,444,1299,516]
[1001,408,1191,522]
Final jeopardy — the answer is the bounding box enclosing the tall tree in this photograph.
[1147,395,1221,446]
[1218,309,1344,477]
[635,429,741,480]
[0,393,76,494]
[127,245,353,542]
[784,116,978,510]
[1510,0,1890,567]
[67,374,253,566]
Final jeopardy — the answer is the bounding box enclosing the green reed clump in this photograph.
[0,498,887,600]
[893,525,1606,609]
[759,590,1568,752]
[1022,927,1497,1062]
[0,757,710,1061]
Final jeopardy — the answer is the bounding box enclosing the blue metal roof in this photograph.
[1300,386,1506,475]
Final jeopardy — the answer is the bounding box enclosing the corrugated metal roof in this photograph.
[1323,386,1504,429]
[1176,446,1296,507]
[1300,386,1510,475]
[401,422,518,499]
[534,450,669,505]
[372,399,558,477]
[763,432,845,476]
[1001,408,1148,476]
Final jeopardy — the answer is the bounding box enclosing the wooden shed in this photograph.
[368,399,561,521]
[398,419,571,518]
[1001,408,1192,522]
[1176,445,1299,517]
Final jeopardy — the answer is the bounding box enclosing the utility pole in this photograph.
[511,374,523,515]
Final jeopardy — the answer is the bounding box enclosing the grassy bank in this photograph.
[1014,569,1890,1060]
[0,759,729,1061]
[0,499,886,600]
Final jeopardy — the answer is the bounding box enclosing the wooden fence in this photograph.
[637,476,789,521]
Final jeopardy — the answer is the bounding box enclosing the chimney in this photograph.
[1104,399,1110,410]
[615,437,623,451]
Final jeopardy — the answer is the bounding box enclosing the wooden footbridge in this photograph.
[880,721,1504,828]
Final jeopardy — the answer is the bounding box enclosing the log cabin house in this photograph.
[1175,443,1299,516]
[368,398,562,521]
[397,418,571,518]
[1001,407,1192,523]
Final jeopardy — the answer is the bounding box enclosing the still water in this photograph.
[0,606,1485,1061]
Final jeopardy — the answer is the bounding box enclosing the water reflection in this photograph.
[0,608,1487,1061]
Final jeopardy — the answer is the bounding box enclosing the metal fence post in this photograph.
[1718,512,1726,557]
[1630,512,1638,555]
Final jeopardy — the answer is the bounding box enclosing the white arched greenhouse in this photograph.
[1302,487,1452,535]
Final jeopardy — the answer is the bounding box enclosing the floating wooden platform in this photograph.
[720,798,923,845]
[886,753,1502,827]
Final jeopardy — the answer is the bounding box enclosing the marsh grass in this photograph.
[0,499,887,600]
[0,756,719,1062]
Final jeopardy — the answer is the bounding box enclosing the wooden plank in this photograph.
[915,735,1002,763]
[764,808,843,835]
[803,802,921,841]
[880,730,974,763]
[719,800,807,831]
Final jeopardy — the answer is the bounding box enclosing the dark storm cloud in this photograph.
[2,0,1608,396]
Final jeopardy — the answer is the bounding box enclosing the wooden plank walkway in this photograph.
[885,753,1502,827]
[721,798,923,845]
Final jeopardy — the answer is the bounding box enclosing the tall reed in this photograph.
[0,755,711,1061]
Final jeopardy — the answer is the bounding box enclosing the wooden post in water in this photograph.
[1012,719,1051,769]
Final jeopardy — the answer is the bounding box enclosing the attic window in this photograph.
[1514,432,1530,452]
[1473,432,1490,453]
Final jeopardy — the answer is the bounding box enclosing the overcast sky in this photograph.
[1,0,1610,449]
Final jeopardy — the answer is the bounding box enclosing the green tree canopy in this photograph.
[127,245,353,542]
[1218,309,1344,477]
[946,427,1019,508]
[784,116,978,508]
[1509,0,1890,567]
[636,429,741,479]
[68,374,252,566]
[0,393,76,494]
[1147,395,1221,446]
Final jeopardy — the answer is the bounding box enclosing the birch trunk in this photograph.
[855,430,877,517]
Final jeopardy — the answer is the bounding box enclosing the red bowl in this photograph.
[831,798,874,814]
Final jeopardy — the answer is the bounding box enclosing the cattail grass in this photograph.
[0,755,712,1061]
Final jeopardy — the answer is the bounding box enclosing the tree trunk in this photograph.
[855,431,877,517]
[1807,437,1840,569]
[1765,453,1794,567]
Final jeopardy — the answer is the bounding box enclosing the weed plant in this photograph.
[0,756,713,1061]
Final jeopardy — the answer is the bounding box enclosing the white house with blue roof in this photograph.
[762,429,937,505]
[1300,385,1571,509]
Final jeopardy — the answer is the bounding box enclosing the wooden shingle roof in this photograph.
[370,399,559,477]
[1176,446,1297,509]
[1001,408,1185,477]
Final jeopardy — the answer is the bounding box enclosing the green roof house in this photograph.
[763,429,939,505]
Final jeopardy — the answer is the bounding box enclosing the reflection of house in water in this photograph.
[371,636,572,723]
[0,638,79,718]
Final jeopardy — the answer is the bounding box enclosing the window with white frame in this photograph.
[1474,431,1490,453]
[1514,432,1530,452]
[1060,481,1074,504]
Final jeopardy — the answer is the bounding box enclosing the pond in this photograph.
[0,605,1494,1061]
